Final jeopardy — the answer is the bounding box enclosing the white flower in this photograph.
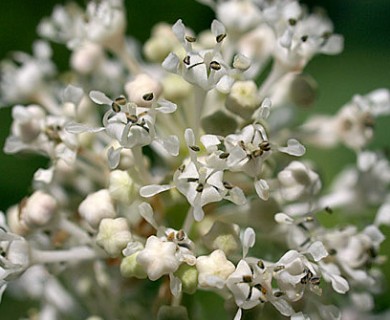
[79,189,116,229]
[162,19,235,92]
[277,161,321,201]
[0,41,55,105]
[136,236,180,281]
[96,217,132,257]
[196,249,235,289]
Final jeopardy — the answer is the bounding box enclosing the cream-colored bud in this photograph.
[162,74,192,102]
[96,217,132,257]
[109,170,136,204]
[143,23,178,62]
[11,105,45,143]
[125,74,162,108]
[19,191,58,229]
[70,42,104,75]
[78,189,116,229]
[225,81,261,119]
[120,252,147,279]
[203,221,241,256]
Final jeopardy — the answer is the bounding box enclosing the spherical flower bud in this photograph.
[201,110,238,136]
[19,191,58,229]
[277,161,321,201]
[96,217,132,257]
[196,249,235,289]
[143,23,179,62]
[225,81,261,119]
[70,42,104,75]
[120,251,147,279]
[174,263,198,294]
[289,73,318,108]
[203,221,240,256]
[162,74,192,102]
[108,170,136,204]
[124,74,163,108]
[78,189,116,229]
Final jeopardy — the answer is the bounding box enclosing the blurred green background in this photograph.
[0,0,389,318]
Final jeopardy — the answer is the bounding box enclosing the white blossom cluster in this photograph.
[1,0,390,319]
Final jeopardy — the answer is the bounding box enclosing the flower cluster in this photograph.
[0,0,389,319]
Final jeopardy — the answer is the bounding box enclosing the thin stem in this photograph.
[258,62,289,99]
[192,86,208,139]
[31,246,100,265]
[109,40,141,75]
[132,146,152,184]
[182,207,194,234]
[58,217,92,245]
[32,90,62,116]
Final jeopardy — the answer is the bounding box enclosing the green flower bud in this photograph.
[120,252,147,279]
[174,264,198,294]
[201,110,238,136]
[203,221,240,256]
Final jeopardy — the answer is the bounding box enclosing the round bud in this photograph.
[225,81,261,119]
[174,264,198,294]
[124,74,162,108]
[289,73,318,108]
[78,189,116,229]
[120,252,147,279]
[201,110,238,136]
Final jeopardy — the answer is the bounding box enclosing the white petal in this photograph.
[184,128,195,147]
[271,298,295,317]
[225,187,247,206]
[291,312,310,320]
[242,228,255,257]
[278,139,306,156]
[233,308,242,320]
[62,85,84,106]
[89,90,112,105]
[65,122,105,134]
[320,35,344,55]
[216,75,234,94]
[375,202,390,226]
[274,213,294,224]
[200,134,220,152]
[169,274,182,297]
[162,53,180,73]
[211,19,226,38]
[172,19,185,41]
[34,167,54,184]
[307,241,328,262]
[330,274,349,294]
[363,225,384,244]
[140,184,173,197]
[138,202,159,229]
[254,179,269,200]
[107,146,122,169]
[318,304,341,320]
[155,99,177,113]
[193,205,204,222]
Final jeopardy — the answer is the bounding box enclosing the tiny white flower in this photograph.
[137,235,180,281]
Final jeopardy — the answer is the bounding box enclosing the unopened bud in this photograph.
[120,252,147,279]
[125,74,162,108]
[96,218,132,257]
[201,110,238,136]
[174,263,198,294]
[78,189,116,229]
[225,81,261,119]
[19,191,58,229]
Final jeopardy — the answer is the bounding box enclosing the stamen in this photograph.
[310,277,320,285]
[242,275,252,283]
[257,260,265,269]
[126,113,138,123]
[219,152,229,159]
[216,33,227,43]
[185,35,196,42]
[183,56,191,65]
[189,145,200,152]
[209,61,221,71]
[274,265,285,272]
[142,92,154,101]
[223,181,233,190]
[187,177,199,183]
[167,232,175,241]
[274,291,284,297]
[259,141,271,151]
[176,229,185,241]
[196,183,204,193]
[288,18,297,26]
[301,35,308,42]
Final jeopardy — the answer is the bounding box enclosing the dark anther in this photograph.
[242,275,252,283]
[189,145,200,152]
[259,141,271,151]
[187,177,199,183]
[325,206,333,214]
[126,114,138,123]
[301,35,308,42]
[185,35,196,42]
[183,56,191,65]
[219,152,229,159]
[142,92,154,101]
[196,183,204,193]
[209,61,221,71]
[176,230,185,241]
[216,33,227,43]
[288,18,297,26]
[223,181,233,190]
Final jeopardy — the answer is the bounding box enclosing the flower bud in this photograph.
[289,73,318,108]
[174,263,198,294]
[162,74,192,102]
[70,42,104,75]
[109,170,136,204]
[125,74,162,108]
[120,251,147,279]
[11,105,45,143]
[7,205,29,235]
[96,217,132,257]
[78,189,116,229]
[225,81,261,119]
[203,221,240,256]
[201,110,238,136]
[19,191,58,229]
